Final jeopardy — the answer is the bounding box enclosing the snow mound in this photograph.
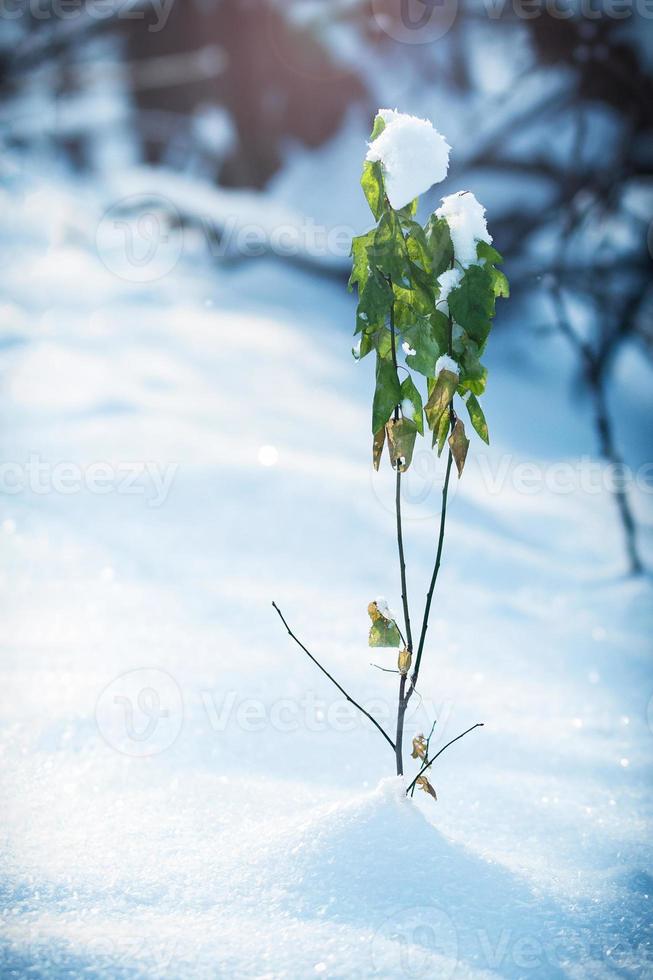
[436,190,492,267]
[236,778,604,979]
[367,109,450,210]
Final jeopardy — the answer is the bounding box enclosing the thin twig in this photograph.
[406,723,484,795]
[389,291,413,777]
[409,447,454,692]
[272,602,396,753]
[408,296,456,697]
[370,663,401,674]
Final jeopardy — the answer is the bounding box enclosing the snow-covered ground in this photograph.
[1,151,652,979]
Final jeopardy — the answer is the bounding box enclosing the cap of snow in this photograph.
[436,191,492,268]
[374,596,397,622]
[366,110,450,211]
[435,354,459,377]
[436,267,463,313]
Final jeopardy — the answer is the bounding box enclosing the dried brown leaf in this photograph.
[416,775,437,800]
[386,418,417,472]
[398,648,412,675]
[448,418,470,477]
[411,735,427,760]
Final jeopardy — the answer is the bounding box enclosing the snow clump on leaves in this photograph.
[366,109,450,210]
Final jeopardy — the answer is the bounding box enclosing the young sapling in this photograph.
[274,108,509,799]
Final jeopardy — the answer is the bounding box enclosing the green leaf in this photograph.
[476,240,503,265]
[371,212,410,287]
[348,230,374,292]
[374,326,393,359]
[386,417,418,472]
[448,265,495,346]
[476,240,510,299]
[401,219,432,275]
[424,216,454,278]
[424,369,458,434]
[356,268,392,334]
[361,160,385,221]
[465,393,489,444]
[369,617,402,648]
[458,342,488,395]
[372,355,400,434]
[369,111,387,141]
[400,375,424,435]
[404,311,448,378]
[397,198,418,218]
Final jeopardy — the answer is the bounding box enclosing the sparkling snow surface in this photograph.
[0,165,652,980]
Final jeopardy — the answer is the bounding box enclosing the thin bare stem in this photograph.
[389,294,413,776]
[408,296,456,697]
[272,602,396,754]
[409,446,454,692]
[405,723,484,795]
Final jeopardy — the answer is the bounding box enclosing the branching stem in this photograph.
[272,602,396,754]
[405,723,484,795]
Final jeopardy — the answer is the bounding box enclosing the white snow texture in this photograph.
[436,354,459,377]
[366,109,450,210]
[436,190,492,268]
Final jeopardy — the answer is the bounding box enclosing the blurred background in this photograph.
[1,0,652,570]
[1,3,653,975]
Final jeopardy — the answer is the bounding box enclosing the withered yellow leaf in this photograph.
[416,775,437,800]
[448,418,470,477]
[398,648,412,675]
[424,369,457,434]
[411,734,427,759]
[372,427,386,471]
[367,601,382,623]
[386,418,417,472]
